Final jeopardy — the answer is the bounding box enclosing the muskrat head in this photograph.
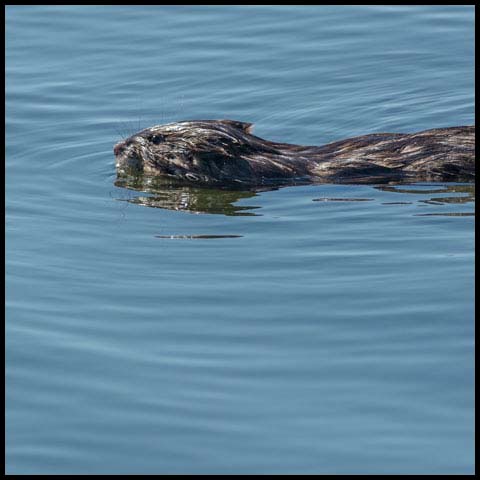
[114,119,280,185]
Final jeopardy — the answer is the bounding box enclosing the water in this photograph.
[5,5,475,475]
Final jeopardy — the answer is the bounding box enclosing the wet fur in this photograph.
[114,120,475,186]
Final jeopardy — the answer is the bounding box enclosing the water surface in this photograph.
[6,5,475,475]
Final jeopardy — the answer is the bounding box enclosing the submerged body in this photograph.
[114,120,475,186]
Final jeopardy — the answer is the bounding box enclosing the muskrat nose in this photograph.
[113,142,126,156]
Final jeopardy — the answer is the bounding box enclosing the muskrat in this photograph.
[113,120,475,186]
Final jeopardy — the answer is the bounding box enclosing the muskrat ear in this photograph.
[219,120,254,134]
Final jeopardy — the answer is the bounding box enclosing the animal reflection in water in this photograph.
[114,176,474,217]
[114,177,261,216]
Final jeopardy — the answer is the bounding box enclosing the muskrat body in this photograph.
[114,120,475,186]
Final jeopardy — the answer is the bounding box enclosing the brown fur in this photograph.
[114,120,475,186]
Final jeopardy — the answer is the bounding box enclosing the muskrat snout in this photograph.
[113,141,126,157]
[114,139,144,173]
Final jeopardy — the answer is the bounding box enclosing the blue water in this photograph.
[5,5,475,475]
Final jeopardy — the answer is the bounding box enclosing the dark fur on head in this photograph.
[115,119,294,185]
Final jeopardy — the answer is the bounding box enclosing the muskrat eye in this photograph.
[150,134,165,144]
